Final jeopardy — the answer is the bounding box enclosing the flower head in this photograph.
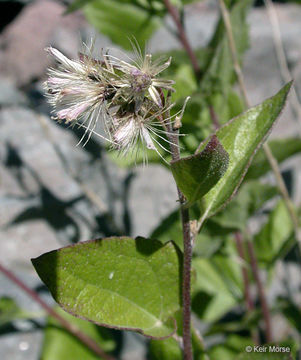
[105,48,174,109]
[44,42,181,160]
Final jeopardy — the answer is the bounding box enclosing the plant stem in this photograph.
[0,262,115,360]
[165,115,193,360]
[234,232,259,345]
[246,240,273,343]
[234,233,254,313]
[163,0,201,79]
[218,0,301,254]
[181,208,193,360]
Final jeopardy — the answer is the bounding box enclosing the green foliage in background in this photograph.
[0,0,296,359]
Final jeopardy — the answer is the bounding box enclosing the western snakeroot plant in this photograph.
[32,41,293,360]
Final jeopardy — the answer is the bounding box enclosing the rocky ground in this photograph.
[0,0,301,359]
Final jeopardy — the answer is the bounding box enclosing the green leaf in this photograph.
[150,181,277,254]
[32,237,182,339]
[0,296,41,327]
[198,82,292,221]
[41,306,116,360]
[0,297,23,327]
[172,64,198,101]
[210,91,245,126]
[208,334,252,360]
[192,244,243,321]
[171,135,229,207]
[149,315,206,360]
[108,146,166,168]
[200,0,253,96]
[66,0,94,13]
[83,0,160,50]
[236,351,291,360]
[277,298,301,333]
[150,207,224,255]
[150,209,183,250]
[246,137,301,179]
[149,337,182,360]
[254,200,294,265]
[209,181,278,231]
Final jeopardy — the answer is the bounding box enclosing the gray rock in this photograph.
[0,0,85,86]
[0,78,28,106]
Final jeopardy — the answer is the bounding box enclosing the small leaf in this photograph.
[83,0,160,50]
[171,135,229,207]
[254,200,294,265]
[277,298,301,333]
[0,297,23,327]
[150,209,183,250]
[209,181,278,231]
[192,244,243,322]
[198,82,292,221]
[0,296,40,327]
[208,334,252,360]
[32,237,181,339]
[149,337,182,360]
[172,64,197,101]
[200,0,253,96]
[236,352,291,360]
[66,0,94,13]
[246,137,301,179]
[41,306,116,360]
[108,146,166,168]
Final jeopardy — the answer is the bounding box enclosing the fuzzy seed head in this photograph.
[44,42,183,162]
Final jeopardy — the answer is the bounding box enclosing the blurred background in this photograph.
[1,0,301,359]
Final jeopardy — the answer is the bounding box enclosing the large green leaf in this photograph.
[32,237,181,339]
[198,82,292,222]
[254,200,294,265]
[41,306,116,360]
[246,137,301,180]
[83,0,160,50]
[171,135,229,207]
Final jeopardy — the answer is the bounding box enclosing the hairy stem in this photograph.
[165,116,193,360]
[246,240,273,343]
[0,262,115,360]
[218,0,301,254]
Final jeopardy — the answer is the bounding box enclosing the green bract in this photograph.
[198,82,292,221]
[171,135,229,207]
